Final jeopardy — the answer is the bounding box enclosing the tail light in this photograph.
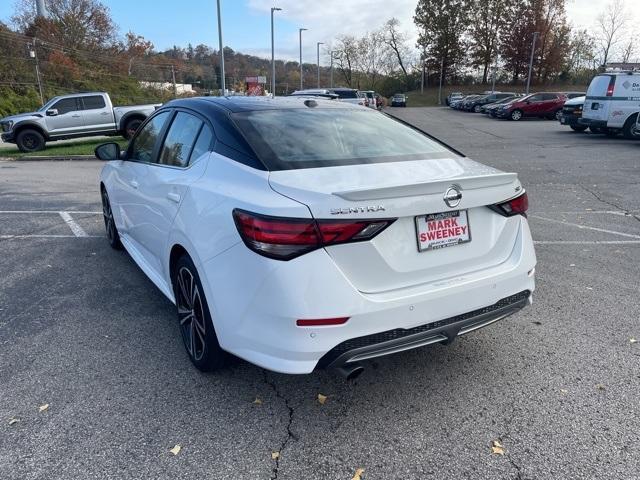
[489,191,529,217]
[606,76,616,97]
[233,209,395,260]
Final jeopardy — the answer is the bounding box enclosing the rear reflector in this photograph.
[606,76,616,97]
[233,209,395,260]
[296,317,349,327]
[489,191,529,217]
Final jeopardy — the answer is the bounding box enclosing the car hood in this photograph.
[1,111,44,122]
[564,96,585,106]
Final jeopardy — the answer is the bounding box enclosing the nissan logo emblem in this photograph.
[443,186,462,208]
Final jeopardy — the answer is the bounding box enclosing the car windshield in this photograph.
[232,108,455,171]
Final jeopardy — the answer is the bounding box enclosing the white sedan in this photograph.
[95,96,536,378]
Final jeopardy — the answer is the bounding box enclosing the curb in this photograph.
[0,155,96,161]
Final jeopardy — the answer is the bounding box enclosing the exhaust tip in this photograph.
[336,363,364,381]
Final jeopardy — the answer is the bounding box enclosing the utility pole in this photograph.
[316,42,324,88]
[170,64,178,97]
[438,58,444,105]
[526,32,539,95]
[28,40,44,106]
[299,28,307,90]
[216,0,226,95]
[330,50,334,88]
[270,7,282,98]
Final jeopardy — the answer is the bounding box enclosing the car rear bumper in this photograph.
[201,217,536,374]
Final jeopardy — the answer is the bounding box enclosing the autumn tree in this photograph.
[414,0,470,85]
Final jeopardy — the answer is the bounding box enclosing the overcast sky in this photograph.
[0,0,636,63]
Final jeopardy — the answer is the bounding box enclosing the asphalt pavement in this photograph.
[0,107,638,480]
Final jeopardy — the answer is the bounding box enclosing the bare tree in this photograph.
[596,0,628,67]
[333,35,358,88]
[620,37,635,63]
[383,18,412,91]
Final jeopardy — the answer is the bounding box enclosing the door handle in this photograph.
[167,192,181,203]
[130,180,139,189]
[71,114,81,118]
[100,112,109,115]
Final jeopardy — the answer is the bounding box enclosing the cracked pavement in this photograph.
[1,108,639,479]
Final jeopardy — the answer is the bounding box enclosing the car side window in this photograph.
[52,98,79,115]
[528,95,543,102]
[159,112,203,168]
[542,93,557,101]
[189,124,214,164]
[129,111,171,163]
[82,95,106,110]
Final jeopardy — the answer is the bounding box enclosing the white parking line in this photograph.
[0,234,101,239]
[534,240,640,245]
[0,210,101,214]
[58,211,89,237]
[533,210,640,216]
[530,215,640,239]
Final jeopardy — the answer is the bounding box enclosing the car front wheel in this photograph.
[101,188,123,250]
[16,129,45,152]
[510,109,523,121]
[622,114,640,140]
[474,105,482,113]
[172,254,226,372]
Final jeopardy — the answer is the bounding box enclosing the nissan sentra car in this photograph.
[95,96,536,378]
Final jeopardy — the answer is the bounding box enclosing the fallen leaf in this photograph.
[317,394,328,405]
[8,418,19,425]
[569,264,576,267]
[586,287,593,290]
[491,440,505,455]
[271,451,280,460]
[253,397,263,405]
[352,468,365,480]
[596,384,605,391]
[169,445,181,455]
[560,389,568,394]
[631,338,637,344]
[38,404,49,412]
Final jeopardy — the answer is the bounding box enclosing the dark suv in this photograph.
[495,92,568,121]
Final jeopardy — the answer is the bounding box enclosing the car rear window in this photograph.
[587,75,613,96]
[231,108,455,171]
[332,90,358,99]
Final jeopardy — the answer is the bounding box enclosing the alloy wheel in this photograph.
[101,190,117,243]
[176,266,207,362]
[511,110,522,121]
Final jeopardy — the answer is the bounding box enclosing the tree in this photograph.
[121,31,154,75]
[414,0,470,85]
[468,0,513,83]
[596,0,628,67]
[382,19,412,91]
[500,1,536,83]
[333,35,358,88]
[12,0,116,50]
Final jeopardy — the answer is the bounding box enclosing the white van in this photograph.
[580,71,640,139]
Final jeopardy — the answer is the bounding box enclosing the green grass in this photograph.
[401,84,589,107]
[0,137,127,158]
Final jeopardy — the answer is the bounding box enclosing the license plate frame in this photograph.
[415,210,471,252]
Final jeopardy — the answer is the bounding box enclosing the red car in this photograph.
[495,92,568,121]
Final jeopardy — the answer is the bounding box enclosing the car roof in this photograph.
[164,96,360,113]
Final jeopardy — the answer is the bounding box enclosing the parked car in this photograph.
[453,95,480,110]
[561,91,586,99]
[558,96,587,132]
[446,92,464,106]
[290,88,365,106]
[494,92,567,121]
[579,71,640,139]
[289,89,339,100]
[329,88,367,106]
[391,94,407,107]
[481,95,522,114]
[359,90,378,109]
[0,92,160,152]
[464,93,517,113]
[94,96,536,377]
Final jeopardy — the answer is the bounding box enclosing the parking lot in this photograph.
[1,107,639,480]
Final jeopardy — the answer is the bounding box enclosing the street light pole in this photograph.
[216,0,226,95]
[299,28,307,90]
[526,32,539,95]
[316,42,324,88]
[330,50,334,88]
[438,58,444,105]
[270,7,282,98]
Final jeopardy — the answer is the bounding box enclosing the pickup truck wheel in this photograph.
[16,129,45,152]
[123,118,143,140]
[622,114,640,140]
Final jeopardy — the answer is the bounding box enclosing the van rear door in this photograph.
[584,74,614,122]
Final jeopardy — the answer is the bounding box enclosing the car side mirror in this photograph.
[95,142,122,161]
[46,108,58,116]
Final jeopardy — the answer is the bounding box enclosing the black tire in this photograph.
[570,125,588,132]
[16,128,45,152]
[510,109,523,121]
[622,114,640,140]
[589,126,604,134]
[101,188,123,250]
[553,109,562,121]
[172,254,226,372]
[123,118,143,140]
[604,128,619,138]
[473,104,482,113]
